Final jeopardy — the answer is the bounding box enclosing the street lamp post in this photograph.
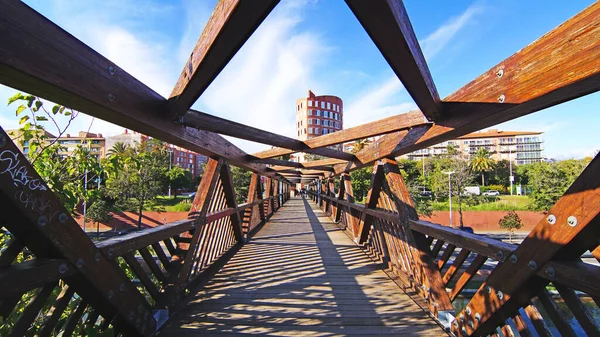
[167,149,173,197]
[443,171,455,228]
[509,145,514,195]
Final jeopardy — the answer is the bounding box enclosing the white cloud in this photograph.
[195,1,327,153]
[342,3,485,130]
[421,3,485,61]
[344,78,414,128]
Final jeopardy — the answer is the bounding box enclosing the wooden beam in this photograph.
[219,163,244,243]
[252,111,426,159]
[0,1,273,176]
[336,2,600,174]
[169,0,278,116]
[346,0,440,121]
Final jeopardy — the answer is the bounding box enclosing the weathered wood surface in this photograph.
[158,197,448,336]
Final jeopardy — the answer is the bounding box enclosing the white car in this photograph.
[483,190,500,196]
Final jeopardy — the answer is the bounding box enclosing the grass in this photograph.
[144,195,192,212]
[430,195,531,211]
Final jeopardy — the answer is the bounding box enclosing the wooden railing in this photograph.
[0,127,290,336]
[308,157,600,337]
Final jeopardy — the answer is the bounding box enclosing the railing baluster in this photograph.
[10,282,56,337]
[536,289,578,337]
[37,285,76,337]
[122,253,161,301]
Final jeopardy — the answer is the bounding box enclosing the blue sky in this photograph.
[1,0,598,159]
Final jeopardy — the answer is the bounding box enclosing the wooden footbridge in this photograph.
[1,1,599,336]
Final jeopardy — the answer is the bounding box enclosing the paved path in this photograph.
[159,197,448,336]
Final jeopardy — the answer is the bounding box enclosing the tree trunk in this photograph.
[137,203,143,231]
[481,173,485,186]
[458,194,464,229]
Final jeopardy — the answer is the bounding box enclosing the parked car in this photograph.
[418,190,433,198]
[482,190,500,196]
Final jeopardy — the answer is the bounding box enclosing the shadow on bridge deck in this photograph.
[158,197,448,336]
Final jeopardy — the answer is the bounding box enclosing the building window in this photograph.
[335,122,339,128]
[316,110,321,116]
[321,101,325,108]
[322,129,327,135]
[314,127,319,134]
[327,102,331,109]
[308,101,313,107]
[298,130,300,136]
[308,128,313,134]
[317,119,322,125]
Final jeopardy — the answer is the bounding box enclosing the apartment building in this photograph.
[404,129,543,165]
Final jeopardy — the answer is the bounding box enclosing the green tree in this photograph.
[526,159,590,210]
[87,199,113,237]
[430,157,476,228]
[470,148,495,186]
[231,165,252,204]
[350,167,372,203]
[351,139,368,153]
[8,93,102,213]
[499,210,523,243]
[167,166,193,197]
[104,141,169,230]
[107,142,129,157]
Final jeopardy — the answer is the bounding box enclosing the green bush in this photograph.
[166,202,192,212]
[481,184,506,193]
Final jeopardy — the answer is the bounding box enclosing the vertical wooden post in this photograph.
[334,177,346,223]
[357,163,384,244]
[328,178,335,216]
[341,174,360,238]
[381,159,454,318]
[265,177,274,217]
[219,163,244,243]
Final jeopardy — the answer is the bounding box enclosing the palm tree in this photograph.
[352,139,367,154]
[470,148,495,186]
[107,142,129,157]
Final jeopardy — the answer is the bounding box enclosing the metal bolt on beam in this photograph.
[474,313,481,323]
[546,214,556,224]
[545,266,555,279]
[107,93,115,102]
[496,250,504,261]
[497,94,506,103]
[76,258,84,268]
[497,291,504,300]
[108,66,116,75]
[528,260,538,270]
[509,254,518,263]
[58,263,68,274]
[567,215,578,227]
[38,215,47,227]
[58,213,68,224]
[496,69,504,78]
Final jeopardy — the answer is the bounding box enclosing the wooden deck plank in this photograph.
[159,198,448,336]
